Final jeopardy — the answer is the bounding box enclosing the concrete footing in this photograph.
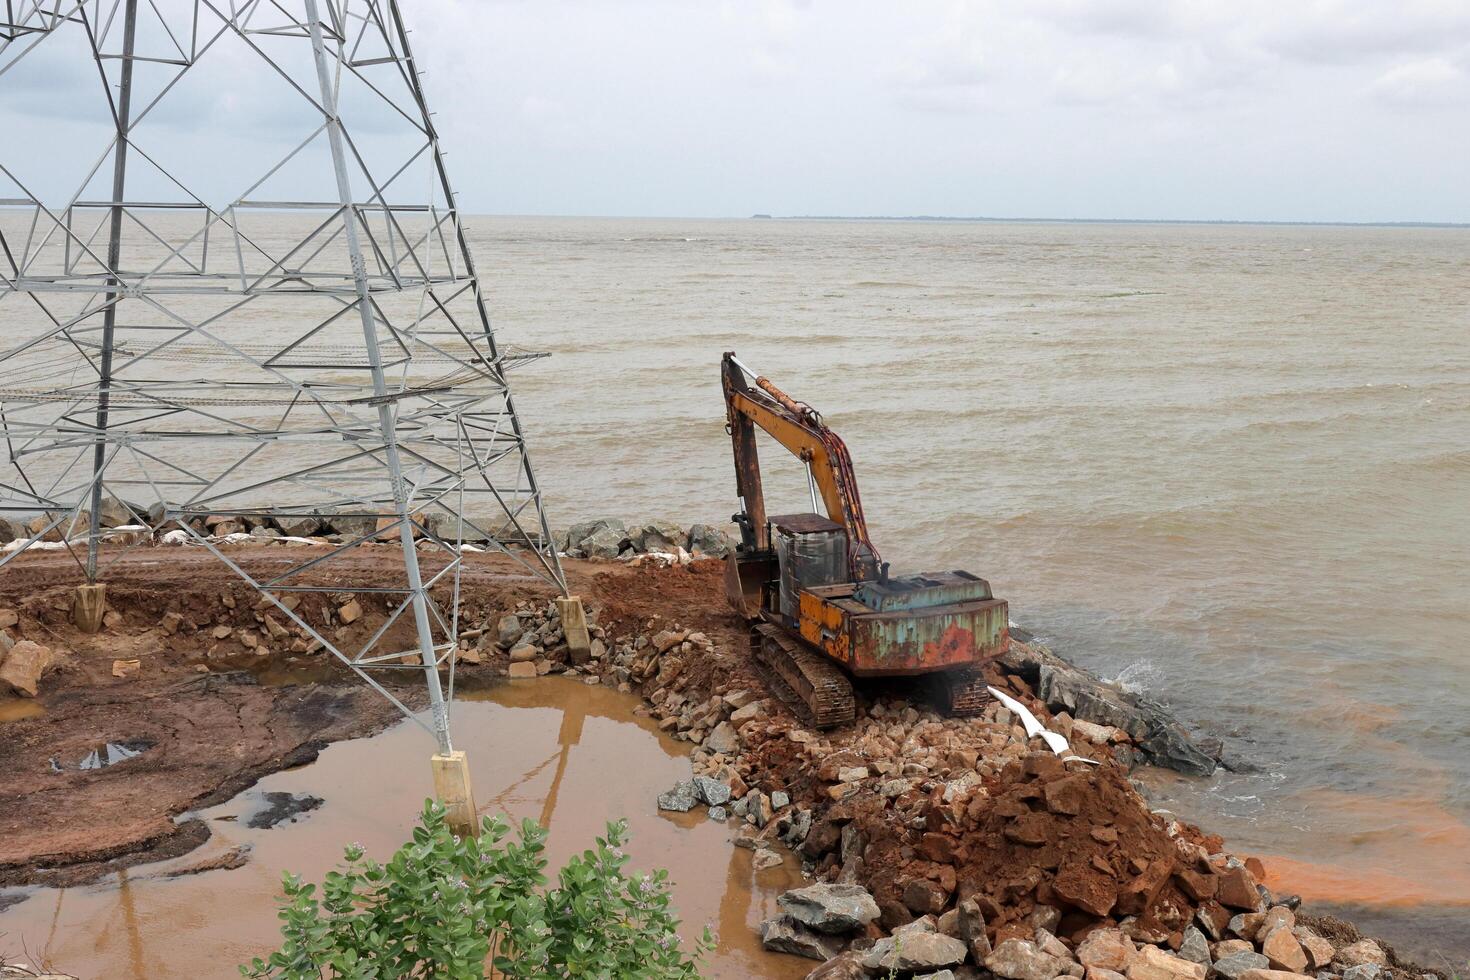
[557,594,591,661]
[431,750,479,838]
[72,583,107,633]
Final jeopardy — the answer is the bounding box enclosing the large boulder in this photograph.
[776,883,880,934]
[497,614,524,648]
[327,510,378,538]
[1178,926,1212,968]
[564,519,625,556]
[1077,929,1133,972]
[0,517,16,544]
[95,495,141,528]
[0,640,54,698]
[686,523,734,558]
[1237,971,1316,980]
[692,775,731,807]
[803,951,869,979]
[956,897,991,962]
[1332,941,1387,971]
[628,519,685,554]
[1216,867,1263,911]
[864,932,968,973]
[656,781,698,812]
[705,720,740,755]
[1028,649,1218,777]
[580,525,628,559]
[275,514,323,537]
[1127,945,1206,980]
[1259,927,1307,974]
[1209,952,1269,980]
[985,939,1064,980]
[759,915,842,961]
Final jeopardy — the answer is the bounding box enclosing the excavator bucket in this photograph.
[724,551,773,620]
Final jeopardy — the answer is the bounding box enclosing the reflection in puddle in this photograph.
[0,678,810,979]
[77,739,154,771]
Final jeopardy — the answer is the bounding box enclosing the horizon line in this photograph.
[471,212,1470,229]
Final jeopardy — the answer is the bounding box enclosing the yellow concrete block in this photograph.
[431,750,479,838]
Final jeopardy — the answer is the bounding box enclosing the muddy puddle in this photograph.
[0,699,45,723]
[0,678,810,979]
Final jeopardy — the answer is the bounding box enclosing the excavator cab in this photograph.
[720,352,1008,727]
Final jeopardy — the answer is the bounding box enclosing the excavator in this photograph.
[720,352,1010,728]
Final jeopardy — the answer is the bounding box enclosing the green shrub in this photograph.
[242,800,712,979]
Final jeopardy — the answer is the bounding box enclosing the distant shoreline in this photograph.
[754,214,1470,229]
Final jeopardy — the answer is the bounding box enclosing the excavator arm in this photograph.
[721,352,881,581]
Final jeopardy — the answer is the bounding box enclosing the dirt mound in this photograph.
[920,755,1210,939]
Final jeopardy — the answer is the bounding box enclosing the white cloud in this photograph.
[1368,57,1469,105]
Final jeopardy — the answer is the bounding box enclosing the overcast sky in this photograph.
[3,0,1468,223]
[406,0,1470,223]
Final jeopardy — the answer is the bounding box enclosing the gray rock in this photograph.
[916,973,958,980]
[1034,658,1218,776]
[275,514,323,537]
[564,518,625,555]
[326,510,377,538]
[693,775,732,806]
[95,495,139,528]
[707,805,727,821]
[705,720,740,755]
[782,808,813,847]
[865,932,968,973]
[894,915,936,936]
[771,790,790,810]
[777,883,880,934]
[1334,941,1388,971]
[1179,926,1212,968]
[985,939,1065,980]
[958,897,991,962]
[1140,721,1218,777]
[497,614,523,648]
[656,781,698,812]
[1211,952,1270,980]
[629,519,685,554]
[759,915,842,961]
[1341,967,1381,980]
[580,525,628,559]
[686,523,734,558]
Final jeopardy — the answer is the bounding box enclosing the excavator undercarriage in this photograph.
[720,352,1009,728]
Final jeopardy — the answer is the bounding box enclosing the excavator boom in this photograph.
[721,352,880,579]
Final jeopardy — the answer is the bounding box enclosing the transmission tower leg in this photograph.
[72,583,107,633]
[431,750,479,839]
[557,596,591,662]
[305,0,453,761]
[77,0,139,622]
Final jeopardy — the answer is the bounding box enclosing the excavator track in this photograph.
[752,623,856,729]
[934,666,990,717]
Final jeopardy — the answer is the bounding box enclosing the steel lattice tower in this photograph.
[0,0,571,775]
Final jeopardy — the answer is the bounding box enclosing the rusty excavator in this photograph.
[721,352,1010,728]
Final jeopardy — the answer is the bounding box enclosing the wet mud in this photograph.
[0,678,807,979]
